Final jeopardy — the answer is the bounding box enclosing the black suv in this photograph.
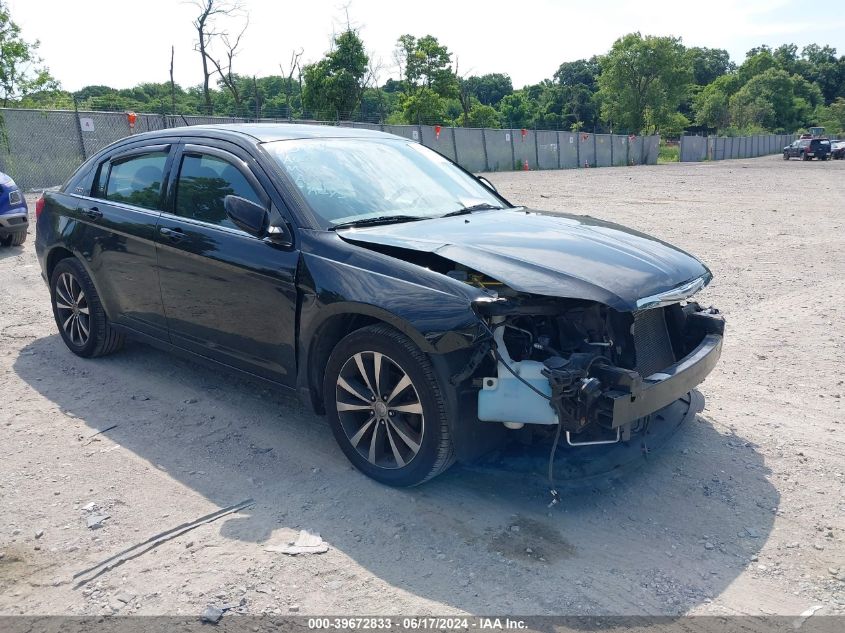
[783,138,831,160]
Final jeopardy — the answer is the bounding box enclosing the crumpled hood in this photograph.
[337,208,711,312]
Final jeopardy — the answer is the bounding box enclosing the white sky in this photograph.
[10,0,845,92]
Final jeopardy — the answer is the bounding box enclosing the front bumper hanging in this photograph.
[478,304,724,433]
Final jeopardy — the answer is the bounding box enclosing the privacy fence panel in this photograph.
[595,134,612,167]
[536,130,559,170]
[612,135,628,166]
[643,135,660,164]
[680,133,799,162]
[559,131,579,168]
[421,125,457,163]
[512,130,538,170]
[484,129,515,171]
[578,133,596,167]
[0,108,661,190]
[452,127,487,173]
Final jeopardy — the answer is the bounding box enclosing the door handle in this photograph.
[81,206,103,220]
[159,226,186,242]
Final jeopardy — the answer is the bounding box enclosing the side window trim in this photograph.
[180,144,270,208]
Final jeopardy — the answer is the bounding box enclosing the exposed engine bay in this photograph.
[453,265,724,445]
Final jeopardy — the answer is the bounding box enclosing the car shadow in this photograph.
[0,243,27,260]
[13,335,778,615]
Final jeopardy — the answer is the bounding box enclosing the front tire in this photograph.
[1,232,26,246]
[323,324,455,486]
[783,152,789,160]
[50,258,125,358]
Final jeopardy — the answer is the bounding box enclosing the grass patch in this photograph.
[658,142,679,163]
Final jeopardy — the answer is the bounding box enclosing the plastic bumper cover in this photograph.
[603,328,722,427]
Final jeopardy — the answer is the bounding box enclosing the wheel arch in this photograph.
[299,302,439,415]
[45,245,75,281]
[44,245,117,321]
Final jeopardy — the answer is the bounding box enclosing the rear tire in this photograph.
[323,324,455,486]
[50,258,125,358]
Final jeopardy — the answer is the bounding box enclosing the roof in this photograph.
[177,123,397,143]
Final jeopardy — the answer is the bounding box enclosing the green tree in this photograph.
[693,74,741,131]
[597,33,692,133]
[686,47,733,86]
[399,86,446,124]
[302,28,368,119]
[813,97,845,134]
[467,102,500,128]
[498,91,536,129]
[728,68,821,132]
[462,73,512,106]
[0,0,58,106]
[394,34,456,97]
[554,57,600,90]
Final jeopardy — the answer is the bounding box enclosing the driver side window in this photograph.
[174,153,264,229]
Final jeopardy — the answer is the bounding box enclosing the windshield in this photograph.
[262,138,506,228]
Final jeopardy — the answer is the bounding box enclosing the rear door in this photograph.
[76,143,176,339]
[155,141,299,384]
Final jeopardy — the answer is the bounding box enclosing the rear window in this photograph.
[99,152,168,210]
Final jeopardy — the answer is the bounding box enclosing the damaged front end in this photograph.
[469,279,724,446]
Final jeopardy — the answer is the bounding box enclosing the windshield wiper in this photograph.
[329,215,426,230]
[441,203,503,218]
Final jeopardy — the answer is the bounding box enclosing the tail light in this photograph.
[35,196,45,220]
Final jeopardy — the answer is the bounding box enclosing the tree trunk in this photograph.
[169,45,176,114]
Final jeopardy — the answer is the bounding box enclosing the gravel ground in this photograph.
[1,155,843,617]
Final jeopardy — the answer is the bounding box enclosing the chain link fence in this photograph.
[0,108,660,191]
[679,133,799,162]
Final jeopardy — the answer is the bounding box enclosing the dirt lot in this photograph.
[1,155,844,617]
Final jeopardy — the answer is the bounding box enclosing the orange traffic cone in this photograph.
[522,159,529,171]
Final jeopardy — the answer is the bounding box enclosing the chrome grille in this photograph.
[633,308,675,377]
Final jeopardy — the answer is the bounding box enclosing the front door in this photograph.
[155,143,299,384]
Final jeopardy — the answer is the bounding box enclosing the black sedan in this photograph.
[35,125,723,486]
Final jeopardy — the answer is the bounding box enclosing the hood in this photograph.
[337,208,710,312]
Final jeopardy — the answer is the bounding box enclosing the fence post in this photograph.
[533,129,540,169]
[451,126,459,166]
[509,129,515,171]
[610,134,614,166]
[572,133,578,167]
[481,128,490,172]
[593,131,597,167]
[72,98,87,161]
[556,131,562,169]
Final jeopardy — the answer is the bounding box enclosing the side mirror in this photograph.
[225,195,268,237]
[477,176,497,192]
[265,223,293,247]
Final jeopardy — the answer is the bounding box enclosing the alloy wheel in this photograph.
[335,351,424,469]
[55,272,91,347]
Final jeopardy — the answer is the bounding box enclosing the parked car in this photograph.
[0,171,29,246]
[35,125,724,486]
[831,140,845,159]
[783,138,831,160]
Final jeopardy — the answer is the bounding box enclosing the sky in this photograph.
[9,0,845,92]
